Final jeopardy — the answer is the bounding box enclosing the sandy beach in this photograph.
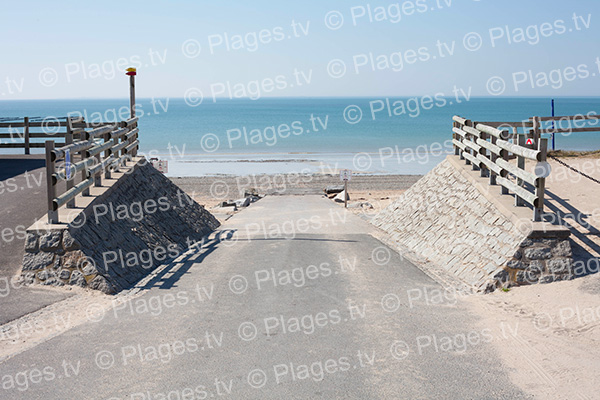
[171,173,422,220]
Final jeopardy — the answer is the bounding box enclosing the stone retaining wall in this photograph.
[372,157,573,292]
[21,161,220,293]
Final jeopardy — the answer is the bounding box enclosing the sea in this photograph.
[2,97,599,176]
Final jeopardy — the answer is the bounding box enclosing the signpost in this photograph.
[151,158,168,173]
[340,169,352,208]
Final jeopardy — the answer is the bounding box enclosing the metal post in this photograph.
[45,141,58,224]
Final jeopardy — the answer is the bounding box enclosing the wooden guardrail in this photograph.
[531,114,600,150]
[45,117,139,224]
[452,115,548,221]
[0,117,116,154]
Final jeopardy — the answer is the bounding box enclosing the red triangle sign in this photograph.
[526,138,534,145]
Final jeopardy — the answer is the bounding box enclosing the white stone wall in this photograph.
[372,158,573,292]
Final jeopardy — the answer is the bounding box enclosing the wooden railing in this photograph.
[0,117,114,154]
[45,117,139,224]
[532,114,600,150]
[452,115,548,222]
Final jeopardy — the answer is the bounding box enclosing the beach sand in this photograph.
[170,173,422,221]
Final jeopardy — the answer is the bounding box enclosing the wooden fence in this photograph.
[45,117,139,224]
[532,114,600,150]
[452,115,548,221]
[0,117,116,154]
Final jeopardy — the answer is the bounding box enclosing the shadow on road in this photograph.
[139,230,236,290]
[0,157,45,181]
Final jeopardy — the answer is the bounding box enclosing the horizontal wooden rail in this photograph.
[53,178,94,210]
[535,115,600,122]
[539,127,600,134]
[475,121,534,128]
[41,116,140,224]
[0,142,66,148]
[453,116,548,221]
[496,138,541,161]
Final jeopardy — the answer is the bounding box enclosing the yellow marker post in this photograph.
[125,67,137,118]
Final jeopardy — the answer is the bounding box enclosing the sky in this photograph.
[1,0,599,99]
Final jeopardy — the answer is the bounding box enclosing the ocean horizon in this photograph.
[2,96,600,175]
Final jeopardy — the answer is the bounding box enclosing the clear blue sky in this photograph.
[1,0,599,99]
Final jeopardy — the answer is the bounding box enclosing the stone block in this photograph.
[528,260,544,273]
[513,250,522,260]
[62,230,80,251]
[524,247,552,260]
[23,252,54,271]
[551,240,572,258]
[88,275,113,294]
[39,231,63,251]
[516,270,539,285]
[547,258,572,274]
[69,270,87,287]
[24,233,38,252]
[507,259,525,270]
[59,269,71,280]
[37,270,48,281]
[519,238,534,248]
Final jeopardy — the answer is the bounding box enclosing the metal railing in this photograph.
[45,117,139,224]
[452,115,548,222]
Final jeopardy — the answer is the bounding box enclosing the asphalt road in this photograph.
[0,196,527,399]
[0,155,72,324]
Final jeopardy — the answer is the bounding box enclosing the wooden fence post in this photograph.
[65,118,76,208]
[479,128,487,178]
[453,121,459,156]
[490,134,498,186]
[45,141,58,224]
[500,131,509,195]
[464,120,473,166]
[132,121,138,157]
[515,133,526,207]
[82,129,90,196]
[534,138,548,221]
[24,117,30,155]
[104,131,112,179]
[532,116,541,149]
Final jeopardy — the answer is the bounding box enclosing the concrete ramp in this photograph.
[373,156,573,292]
[21,161,220,293]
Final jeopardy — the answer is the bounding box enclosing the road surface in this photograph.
[0,196,527,399]
[0,155,72,324]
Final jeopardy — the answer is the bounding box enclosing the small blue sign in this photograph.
[65,149,72,180]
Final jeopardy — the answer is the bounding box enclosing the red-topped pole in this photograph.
[126,67,137,118]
